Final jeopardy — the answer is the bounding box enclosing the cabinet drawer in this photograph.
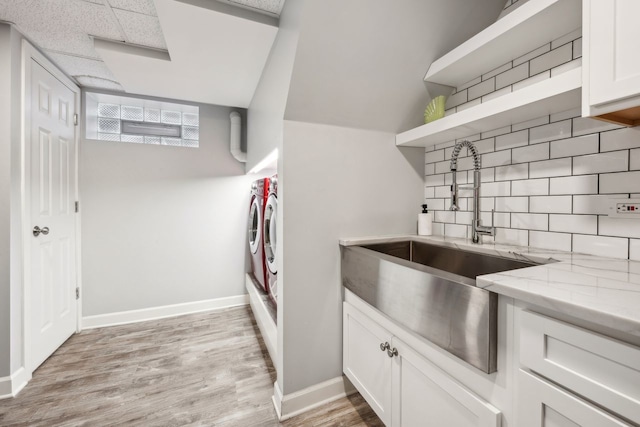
[517,370,630,427]
[520,311,640,424]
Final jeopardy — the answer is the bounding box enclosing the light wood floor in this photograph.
[0,305,383,427]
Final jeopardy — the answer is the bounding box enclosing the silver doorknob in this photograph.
[380,342,390,351]
[387,347,398,358]
[33,226,49,237]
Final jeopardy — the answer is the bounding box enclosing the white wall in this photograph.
[0,23,24,378]
[278,120,424,394]
[245,0,305,171]
[80,100,252,316]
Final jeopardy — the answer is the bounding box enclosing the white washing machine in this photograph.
[249,178,269,292]
[263,175,278,305]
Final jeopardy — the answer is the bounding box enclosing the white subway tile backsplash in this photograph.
[424,187,435,198]
[599,216,640,239]
[481,211,510,228]
[432,222,445,236]
[573,234,628,259]
[513,143,549,163]
[445,223,468,239]
[600,127,640,152]
[425,174,444,187]
[511,213,548,231]
[573,150,629,175]
[551,30,582,50]
[457,76,482,91]
[482,86,512,102]
[549,214,597,235]
[600,171,640,194]
[457,134,481,143]
[512,178,549,196]
[513,70,550,91]
[550,108,580,123]
[457,156,475,171]
[435,160,451,174]
[483,62,512,81]
[530,196,572,214]
[573,194,626,215]
[550,134,599,159]
[530,120,572,144]
[631,239,640,262]
[425,163,435,175]
[481,126,512,139]
[496,62,529,90]
[435,185,451,198]
[445,90,467,110]
[495,164,528,181]
[481,181,511,197]
[445,171,470,185]
[496,130,528,150]
[435,140,456,150]
[425,198,444,211]
[435,210,455,223]
[474,138,495,154]
[495,227,529,246]
[529,158,571,178]
[480,167,495,183]
[480,197,495,211]
[572,117,621,137]
[482,150,512,168]
[573,37,582,59]
[425,150,444,164]
[456,211,474,225]
[495,196,529,212]
[550,175,598,195]
[514,43,551,66]
[529,231,572,252]
[512,116,549,132]
[631,149,640,171]
[530,43,572,75]
[468,78,495,100]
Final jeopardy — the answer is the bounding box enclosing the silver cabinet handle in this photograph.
[387,347,398,358]
[380,342,390,351]
[33,226,49,237]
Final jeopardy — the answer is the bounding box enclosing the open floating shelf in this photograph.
[424,0,582,87]
[397,67,582,148]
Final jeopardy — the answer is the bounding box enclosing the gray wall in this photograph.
[80,99,252,316]
[0,23,24,378]
[245,0,305,172]
[278,120,424,394]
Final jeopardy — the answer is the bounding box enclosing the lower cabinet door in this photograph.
[343,303,393,426]
[517,370,631,427]
[390,338,501,427]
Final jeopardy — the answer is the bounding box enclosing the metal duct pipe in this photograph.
[230,111,246,162]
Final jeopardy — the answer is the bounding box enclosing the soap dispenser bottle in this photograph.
[418,204,433,236]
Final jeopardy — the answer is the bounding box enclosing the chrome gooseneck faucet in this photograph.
[450,140,496,243]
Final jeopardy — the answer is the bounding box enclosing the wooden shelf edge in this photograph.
[424,0,582,87]
[397,68,582,148]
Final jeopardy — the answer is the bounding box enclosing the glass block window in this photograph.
[87,92,199,148]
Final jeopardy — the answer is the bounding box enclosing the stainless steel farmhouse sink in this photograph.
[341,240,540,373]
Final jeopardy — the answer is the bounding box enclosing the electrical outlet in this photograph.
[608,198,640,218]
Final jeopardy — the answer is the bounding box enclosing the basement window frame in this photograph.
[84,91,200,148]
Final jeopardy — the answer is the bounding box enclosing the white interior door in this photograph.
[28,57,78,371]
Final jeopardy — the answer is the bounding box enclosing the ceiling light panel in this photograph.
[107,0,157,16]
[112,9,167,49]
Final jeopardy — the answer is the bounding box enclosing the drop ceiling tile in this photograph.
[108,0,157,16]
[46,52,118,81]
[75,75,124,91]
[226,0,285,15]
[113,9,166,49]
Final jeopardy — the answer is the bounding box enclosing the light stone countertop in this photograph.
[339,234,640,338]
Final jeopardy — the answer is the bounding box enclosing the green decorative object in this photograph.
[424,95,446,124]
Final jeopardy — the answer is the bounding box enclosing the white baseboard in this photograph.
[0,367,29,400]
[82,294,249,330]
[245,274,277,366]
[272,376,357,421]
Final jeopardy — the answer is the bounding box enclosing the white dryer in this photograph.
[263,175,278,306]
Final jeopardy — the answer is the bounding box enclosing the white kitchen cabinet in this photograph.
[343,302,393,425]
[583,0,640,124]
[516,370,631,427]
[343,302,501,427]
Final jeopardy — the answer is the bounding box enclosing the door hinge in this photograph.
[73,113,78,126]
[75,201,79,213]
[75,287,80,300]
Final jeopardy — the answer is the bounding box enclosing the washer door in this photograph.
[248,196,262,254]
[264,194,277,274]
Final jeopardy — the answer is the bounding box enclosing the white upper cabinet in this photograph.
[583,0,640,125]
